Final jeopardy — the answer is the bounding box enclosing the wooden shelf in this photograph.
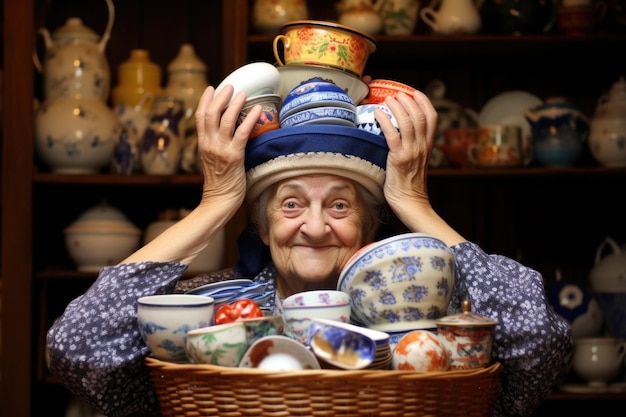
[32,166,626,184]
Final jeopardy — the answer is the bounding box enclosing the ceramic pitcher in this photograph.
[381,0,420,35]
[420,0,482,35]
[524,97,589,167]
[34,0,115,101]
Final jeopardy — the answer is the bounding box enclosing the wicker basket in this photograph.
[146,357,502,417]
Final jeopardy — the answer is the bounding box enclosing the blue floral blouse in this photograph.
[46,241,572,417]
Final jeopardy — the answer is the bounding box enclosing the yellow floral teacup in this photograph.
[273,20,376,78]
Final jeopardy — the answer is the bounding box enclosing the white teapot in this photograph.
[34,0,115,101]
[588,76,626,167]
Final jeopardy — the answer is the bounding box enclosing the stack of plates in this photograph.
[185,279,272,308]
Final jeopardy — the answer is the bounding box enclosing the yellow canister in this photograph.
[112,49,164,110]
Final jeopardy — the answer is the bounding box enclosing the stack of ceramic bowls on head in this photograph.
[337,232,457,351]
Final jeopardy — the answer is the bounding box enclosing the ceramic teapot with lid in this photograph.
[588,76,626,167]
[34,0,115,101]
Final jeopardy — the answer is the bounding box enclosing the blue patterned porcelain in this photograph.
[338,232,455,331]
[280,106,357,128]
[283,290,351,344]
[280,78,355,120]
[356,103,399,136]
[137,294,215,362]
[308,318,387,369]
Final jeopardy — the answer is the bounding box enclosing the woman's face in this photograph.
[258,174,377,288]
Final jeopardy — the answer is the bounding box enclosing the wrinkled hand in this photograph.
[194,85,262,210]
[375,90,438,225]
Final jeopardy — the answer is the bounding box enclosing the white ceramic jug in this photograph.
[589,236,626,293]
[589,76,626,167]
[336,0,385,35]
[420,0,482,35]
[34,0,115,101]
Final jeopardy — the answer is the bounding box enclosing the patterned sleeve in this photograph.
[46,262,188,417]
[449,241,573,417]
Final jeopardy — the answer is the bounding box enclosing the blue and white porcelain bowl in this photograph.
[280,77,355,121]
[356,103,399,136]
[137,294,215,362]
[281,106,357,128]
[338,233,455,332]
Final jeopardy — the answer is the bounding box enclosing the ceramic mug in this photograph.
[572,337,626,386]
[467,125,523,167]
[439,127,478,168]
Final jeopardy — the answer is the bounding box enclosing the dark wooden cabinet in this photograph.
[2,0,626,416]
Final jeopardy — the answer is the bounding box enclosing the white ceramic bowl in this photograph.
[277,65,369,104]
[214,62,281,106]
[338,233,456,332]
[280,106,357,128]
[356,103,399,136]
[239,335,321,370]
[282,290,351,345]
[185,321,248,367]
[64,202,141,271]
[137,294,215,362]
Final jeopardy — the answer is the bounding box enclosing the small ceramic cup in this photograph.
[137,294,215,362]
[439,127,479,168]
[282,290,351,345]
[185,321,248,367]
[572,337,626,386]
[435,300,498,370]
[238,93,282,139]
[361,79,417,105]
[355,103,399,136]
[467,125,523,168]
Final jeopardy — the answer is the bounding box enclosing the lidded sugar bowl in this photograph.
[435,300,498,370]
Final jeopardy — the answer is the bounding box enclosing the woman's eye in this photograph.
[334,202,346,210]
[285,201,297,209]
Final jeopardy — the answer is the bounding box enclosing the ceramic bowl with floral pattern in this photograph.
[338,233,455,332]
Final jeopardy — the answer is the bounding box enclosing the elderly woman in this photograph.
[47,84,572,417]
